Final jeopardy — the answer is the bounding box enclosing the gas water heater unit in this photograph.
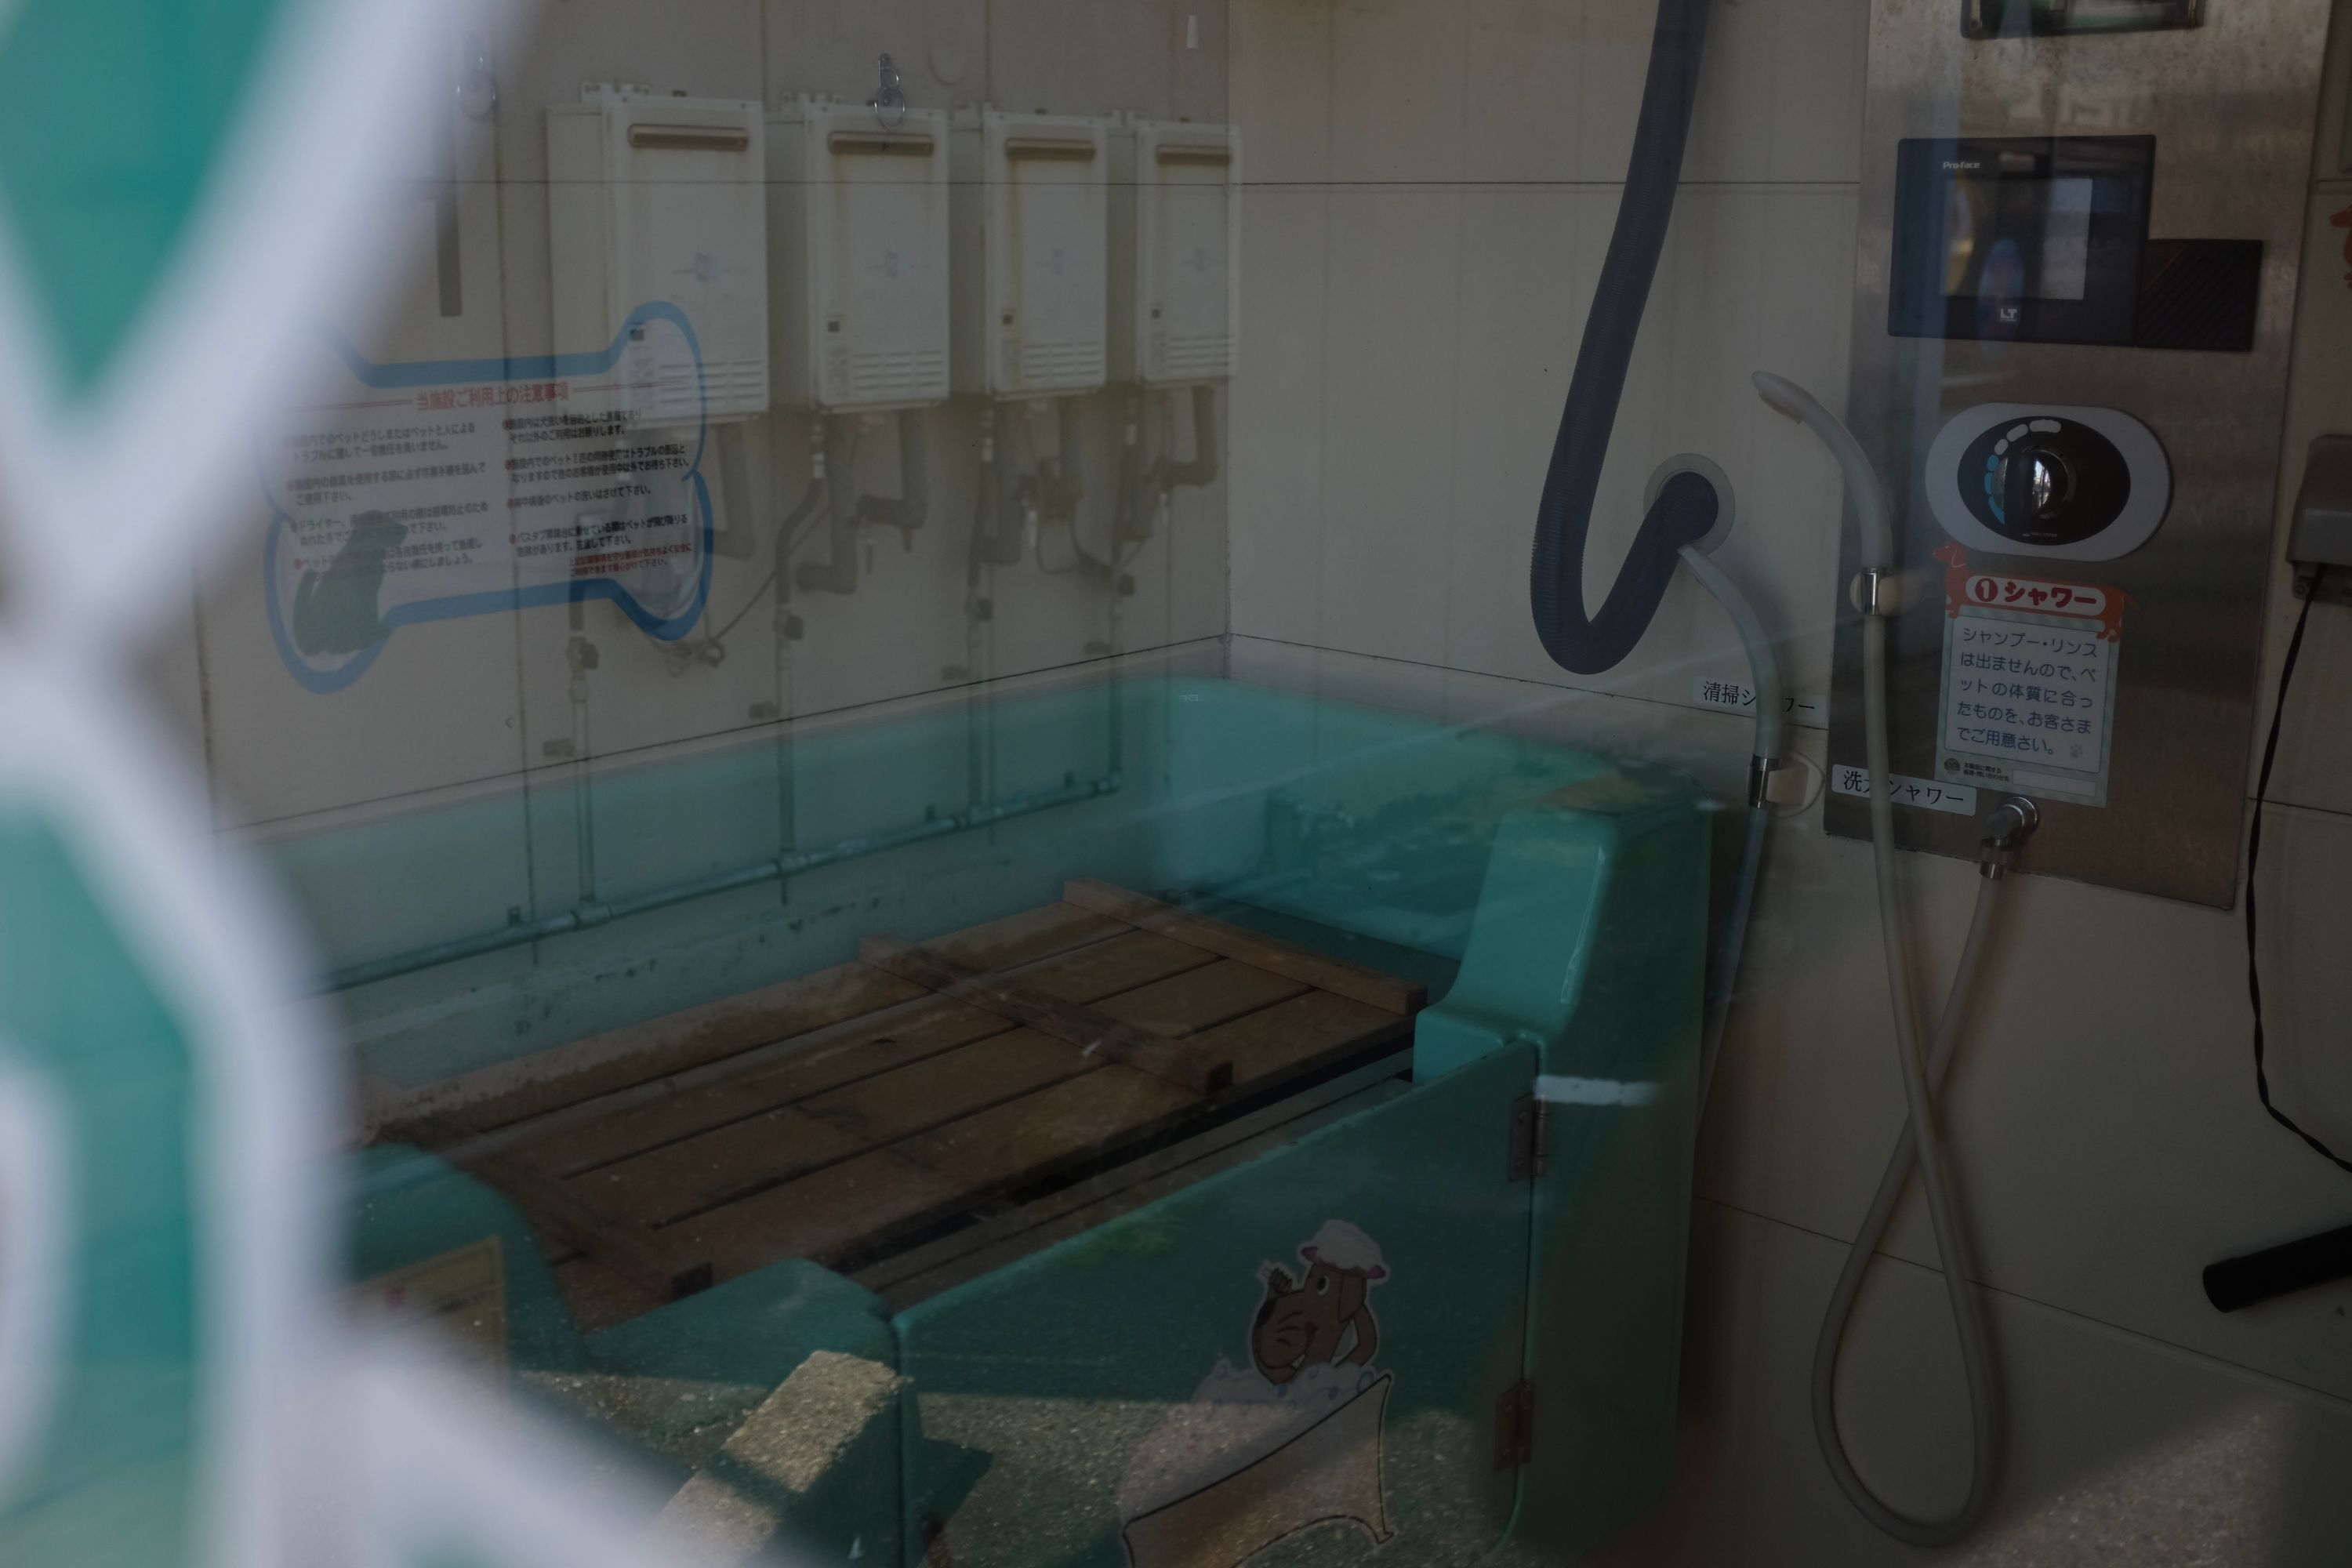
[768,98,951,412]
[1109,119,1240,386]
[548,85,770,422]
[952,108,1112,400]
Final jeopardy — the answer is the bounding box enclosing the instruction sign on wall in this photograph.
[1933,545,2127,807]
[260,303,713,692]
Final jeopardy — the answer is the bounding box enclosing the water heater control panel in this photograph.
[1924,403,2170,561]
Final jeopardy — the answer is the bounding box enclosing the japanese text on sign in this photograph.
[260,304,713,692]
[1960,574,2109,619]
[1938,604,2117,805]
[1690,674,1826,724]
[1829,768,1978,816]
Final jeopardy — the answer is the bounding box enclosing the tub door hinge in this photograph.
[1494,1379,1537,1470]
[1508,1093,1550,1181]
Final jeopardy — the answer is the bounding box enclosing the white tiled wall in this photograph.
[153,2,1233,960]
[1229,0,2352,1559]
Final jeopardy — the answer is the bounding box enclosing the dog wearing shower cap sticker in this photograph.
[1251,1220,1388,1385]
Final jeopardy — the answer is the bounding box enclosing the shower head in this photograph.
[1751,371,1893,575]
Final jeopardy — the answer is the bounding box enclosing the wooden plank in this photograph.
[667,1149,967,1281]
[1015,928,1218,1003]
[892,1068,1202,1191]
[924,902,1128,971]
[553,1255,667,1334]
[1089,958,1308,1038]
[647,946,1397,1284]
[855,1054,1413,1302]
[523,996,1011,1176]
[377,960,927,1142]
[567,1103,867,1229]
[859,935,1233,1094]
[799,1029,1098,1149]
[1187,989,1403,1083]
[894,991,1410,1198]
[516,931,1211,1179]
[379,904,1126,1145]
[397,1111,710,1301]
[877,1080,1414,1310]
[601,950,1314,1233]
[419,894,1426,1321]
[1062,879,1426,1014]
[472,1147,713,1301]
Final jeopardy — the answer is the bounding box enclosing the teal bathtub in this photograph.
[328,674,1711,1567]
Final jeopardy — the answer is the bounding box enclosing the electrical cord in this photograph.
[1035,518,1109,577]
[690,480,827,651]
[2245,594,2352,1174]
[1010,410,1112,578]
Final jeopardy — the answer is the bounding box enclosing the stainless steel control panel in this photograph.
[1826,0,2332,906]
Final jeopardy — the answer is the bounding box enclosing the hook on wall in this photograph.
[870,53,907,130]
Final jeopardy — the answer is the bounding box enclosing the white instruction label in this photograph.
[1937,604,2116,806]
[1691,675,1826,724]
[1830,767,1978,815]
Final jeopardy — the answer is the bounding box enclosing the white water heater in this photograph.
[952,108,1111,399]
[768,98,950,412]
[1110,119,1240,385]
[549,85,768,422]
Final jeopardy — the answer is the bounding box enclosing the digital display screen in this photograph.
[1941,173,2099,302]
[1889,135,2154,347]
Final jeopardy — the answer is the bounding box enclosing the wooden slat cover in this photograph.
[1090,958,1306,1036]
[673,989,1410,1286]
[898,993,1406,1193]
[528,996,1009,1176]
[571,1104,866,1228]
[381,961,927,1142]
[553,1255,666,1334]
[670,1150,967,1280]
[520,929,1214,1181]
[866,1072,1414,1309]
[435,887,1423,1319]
[859,935,1233,1093]
[383,903,1129,1144]
[1062,878,1425,1013]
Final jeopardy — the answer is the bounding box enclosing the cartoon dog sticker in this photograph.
[1250,1221,1387,1386]
[1117,1221,1397,1567]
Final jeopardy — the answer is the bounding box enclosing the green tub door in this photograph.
[894,1040,1536,1568]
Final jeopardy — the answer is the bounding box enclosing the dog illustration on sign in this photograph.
[1251,1221,1386,1384]
[1118,1221,1396,1568]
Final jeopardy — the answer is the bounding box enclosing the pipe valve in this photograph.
[1976,794,2038,880]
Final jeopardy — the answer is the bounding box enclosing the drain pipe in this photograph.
[1038,395,1085,540]
[973,401,1025,568]
[564,594,604,920]
[962,404,1008,809]
[1118,383,1219,551]
[768,458,811,908]
[795,409,931,595]
[1113,390,1149,549]
[794,416,852,594]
